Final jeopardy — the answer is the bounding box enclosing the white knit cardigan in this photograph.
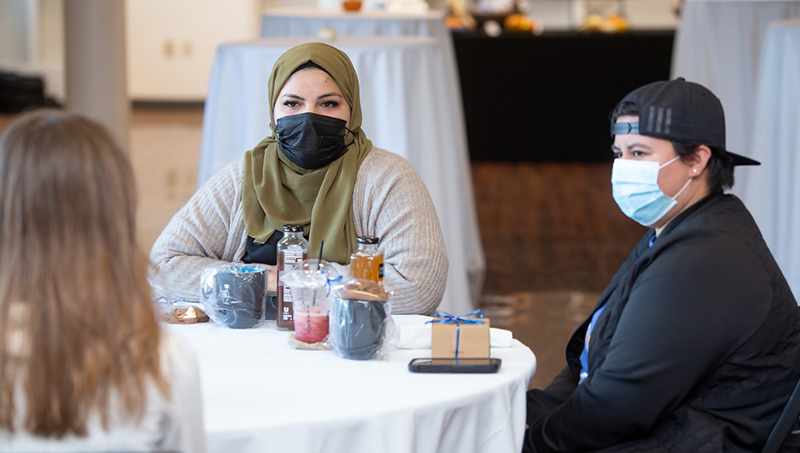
[149,147,448,315]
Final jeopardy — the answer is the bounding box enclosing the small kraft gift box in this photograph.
[430,310,490,358]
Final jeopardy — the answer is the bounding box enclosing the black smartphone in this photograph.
[408,358,502,373]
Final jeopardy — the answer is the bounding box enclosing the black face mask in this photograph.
[274,112,350,169]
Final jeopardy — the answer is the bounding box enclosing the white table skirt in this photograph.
[168,315,537,453]
[198,35,484,316]
[671,0,800,199]
[258,8,461,120]
[258,8,461,124]
[739,19,800,299]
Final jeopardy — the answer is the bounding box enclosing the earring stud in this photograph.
[693,168,697,173]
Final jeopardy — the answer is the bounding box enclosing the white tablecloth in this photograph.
[168,315,537,453]
[258,8,461,123]
[260,7,448,40]
[671,0,800,198]
[198,35,483,316]
[740,19,800,299]
[258,8,461,127]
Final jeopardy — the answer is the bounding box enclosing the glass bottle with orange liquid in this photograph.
[277,224,308,330]
[350,236,383,286]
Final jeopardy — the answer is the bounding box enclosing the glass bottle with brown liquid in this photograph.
[350,236,383,286]
[277,224,308,330]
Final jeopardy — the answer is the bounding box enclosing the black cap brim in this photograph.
[726,151,760,166]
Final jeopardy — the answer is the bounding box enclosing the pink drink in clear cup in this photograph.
[293,308,329,343]
[280,262,338,344]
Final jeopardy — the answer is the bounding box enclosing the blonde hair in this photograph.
[0,110,167,437]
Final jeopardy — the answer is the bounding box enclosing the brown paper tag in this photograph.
[431,318,490,358]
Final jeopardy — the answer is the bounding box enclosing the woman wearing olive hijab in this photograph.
[150,43,448,315]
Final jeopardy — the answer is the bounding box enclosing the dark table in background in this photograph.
[452,30,675,162]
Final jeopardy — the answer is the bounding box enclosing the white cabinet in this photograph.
[126,0,260,101]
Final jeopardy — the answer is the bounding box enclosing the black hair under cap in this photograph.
[611,78,760,166]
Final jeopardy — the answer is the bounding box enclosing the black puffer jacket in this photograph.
[525,192,800,453]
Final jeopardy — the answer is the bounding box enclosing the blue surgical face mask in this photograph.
[611,156,692,227]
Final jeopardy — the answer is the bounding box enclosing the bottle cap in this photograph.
[357,236,379,245]
[282,224,304,233]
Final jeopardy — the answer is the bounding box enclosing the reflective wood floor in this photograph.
[0,105,647,390]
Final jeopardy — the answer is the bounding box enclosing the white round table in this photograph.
[168,315,536,453]
[260,7,448,41]
[198,35,483,316]
[740,19,800,300]
[671,0,800,198]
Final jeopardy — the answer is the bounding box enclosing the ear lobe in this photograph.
[691,145,712,171]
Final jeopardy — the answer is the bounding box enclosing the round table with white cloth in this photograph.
[671,0,800,199]
[260,7,449,42]
[167,315,537,453]
[739,19,800,299]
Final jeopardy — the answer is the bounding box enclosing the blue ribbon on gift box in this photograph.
[426,309,486,359]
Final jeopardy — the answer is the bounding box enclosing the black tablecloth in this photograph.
[452,30,675,162]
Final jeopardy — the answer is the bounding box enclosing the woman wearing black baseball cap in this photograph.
[524,78,800,452]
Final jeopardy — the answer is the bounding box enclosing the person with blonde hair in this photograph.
[0,110,205,452]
